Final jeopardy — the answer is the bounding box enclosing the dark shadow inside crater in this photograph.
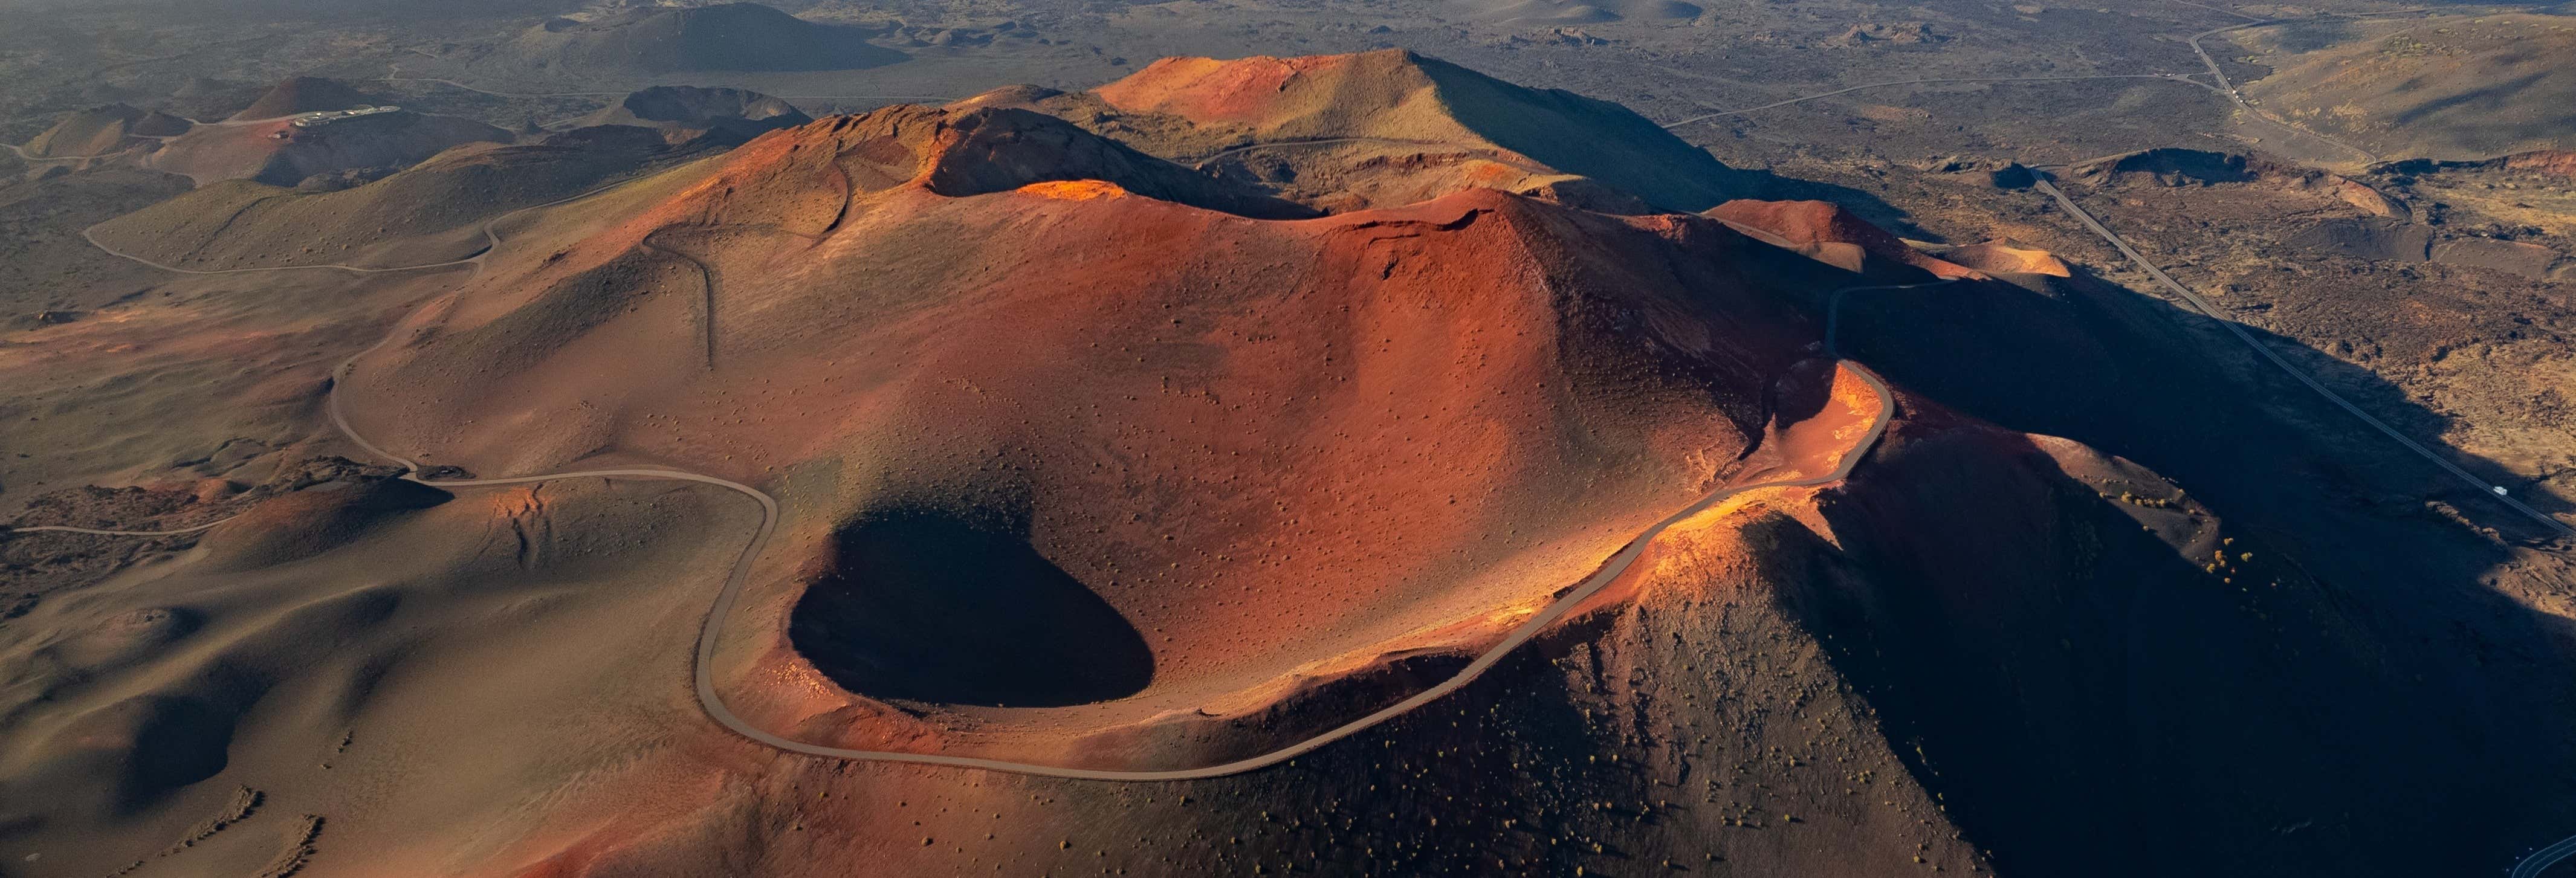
[787,508,1153,708]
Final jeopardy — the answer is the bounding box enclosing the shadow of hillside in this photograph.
[1810,265,2576,875]
[1848,266,2574,528]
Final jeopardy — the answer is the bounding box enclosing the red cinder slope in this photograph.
[1706,199,1984,281]
[335,105,1824,768]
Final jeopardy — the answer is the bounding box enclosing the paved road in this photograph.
[2183,19,2381,163]
[2176,4,2558,166]
[2513,831,2576,878]
[2031,176,2575,538]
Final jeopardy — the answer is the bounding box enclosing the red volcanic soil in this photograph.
[21,50,2560,878]
[335,105,1828,766]
[1942,238,2073,278]
[1094,54,1371,124]
[1706,199,1983,281]
[2498,149,2576,177]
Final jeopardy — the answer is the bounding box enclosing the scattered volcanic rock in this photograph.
[1828,21,1947,47]
[2288,217,2571,281]
[2071,147,2258,187]
[2497,149,2576,178]
[2429,237,2571,281]
[505,2,906,75]
[2286,217,2433,262]
[2379,149,2576,180]
[2076,147,2401,215]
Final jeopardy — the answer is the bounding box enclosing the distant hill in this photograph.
[228,76,386,121]
[1062,49,1750,213]
[94,134,672,272]
[22,105,189,159]
[500,2,907,76]
[1449,0,1703,24]
[144,109,513,187]
[573,86,812,146]
[2239,11,2576,161]
[0,0,584,20]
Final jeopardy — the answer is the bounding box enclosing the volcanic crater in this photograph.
[786,506,1155,709]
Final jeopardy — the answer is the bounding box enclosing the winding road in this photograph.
[2030,175,2575,539]
[2513,831,2576,878]
[8,173,1907,779]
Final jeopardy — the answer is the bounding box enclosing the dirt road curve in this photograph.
[314,276,1900,780]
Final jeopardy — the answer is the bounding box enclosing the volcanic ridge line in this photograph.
[8,174,1901,780]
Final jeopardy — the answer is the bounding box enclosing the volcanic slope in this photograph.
[91,132,681,272]
[22,104,189,159]
[329,101,1828,768]
[999,49,1752,213]
[2238,11,2576,161]
[141,109,512,188]
[15,49,2576,878]
[1454,0,1707,25]
[499,2,905,77]
[227,77,383,123]
[573,86,813,146]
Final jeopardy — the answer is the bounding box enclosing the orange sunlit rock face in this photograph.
[324,98,1848,770]
[1095,54,1364,124]
[1017,179,1130,201]
[1945,239,2074,277]
[1706,199,1986,281]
